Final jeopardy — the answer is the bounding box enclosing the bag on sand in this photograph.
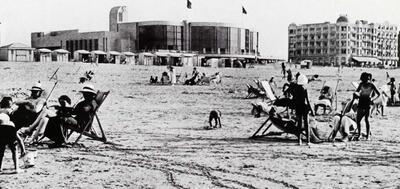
[23,150,38,168]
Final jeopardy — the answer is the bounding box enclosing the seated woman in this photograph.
[314,86,334,115]
[20,95,72,144]
[44,84,98,147]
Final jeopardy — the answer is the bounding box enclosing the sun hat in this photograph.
[79,84,96,94]
[0,113,15,127]
[297,74,308,85]
[30,82,43,91]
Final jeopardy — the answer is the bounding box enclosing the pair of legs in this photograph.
[20,109,51,144]
[356,107,370,140]
[0,142,19,173]
[296,112,310,144]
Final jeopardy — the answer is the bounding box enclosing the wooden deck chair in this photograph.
[65,90,110,145]
[250,107,304,143]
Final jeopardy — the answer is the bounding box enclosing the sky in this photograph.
[0,0,400,59]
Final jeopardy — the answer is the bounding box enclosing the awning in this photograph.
[75,50,90,54]
[122,52,136,56]
[182,53,197,57]
[53,49,69,54]
[91,50,107,55]
[352,57,381,63]
[38,48,52,53]
[108,51,121,56]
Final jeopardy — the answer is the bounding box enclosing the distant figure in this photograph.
[208,110,222,129]
[169,66,176,86]
[354,72,380,141]
[287,69,293,82]
[386,72,390,81]
[387,77,396,105]
[79,70,95,84]
[150,76,158,84]
[281,62,286,78]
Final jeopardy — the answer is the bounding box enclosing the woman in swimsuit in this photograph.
[355,72,380,140]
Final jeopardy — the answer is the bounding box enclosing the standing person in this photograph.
[287,69,293,83]
[387,77,396,105]
[169,66,176,86]
[386,72,390,81]
[354,72,380,140]
[0,113,26,174]
[397,83,400,103]
[281,62,286,78]
[292,74,313,145]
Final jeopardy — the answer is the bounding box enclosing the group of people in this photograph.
[150,67,222,86]
[0,82,99,173]
[266,70,381,144]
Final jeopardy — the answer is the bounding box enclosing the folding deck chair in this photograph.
[65,90,110,145]
[249,107,303,142]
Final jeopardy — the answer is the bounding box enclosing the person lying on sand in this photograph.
[210,72,221,84]
[0,113,26,174]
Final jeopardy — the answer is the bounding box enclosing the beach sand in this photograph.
[0,62,399,188]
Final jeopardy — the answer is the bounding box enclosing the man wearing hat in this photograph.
[11,82,46,130]
[0,113,26,173]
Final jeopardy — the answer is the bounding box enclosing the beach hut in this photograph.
[0,43,34,62]
[52,49,69,62]
[138,52,155,66]
[35,48,52,62]
[108,51,121,64]
[74,50,90,62]
[122,52,136,64]
[181,53,198,67]
[91,50,107,63]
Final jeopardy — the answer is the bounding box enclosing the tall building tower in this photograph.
[109,6,127,32]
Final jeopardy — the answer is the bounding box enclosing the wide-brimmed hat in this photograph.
[29,82,43,91]
[0,113,14,127]
[79,84,96,94]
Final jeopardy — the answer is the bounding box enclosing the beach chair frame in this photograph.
[65,90,110,145]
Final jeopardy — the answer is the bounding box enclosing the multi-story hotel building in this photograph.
[288,15,398,67]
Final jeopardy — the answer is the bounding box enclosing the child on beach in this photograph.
[354,72,380,140]
[0,113,26,174]
[292,74,313,145]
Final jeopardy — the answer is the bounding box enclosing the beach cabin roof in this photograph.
[54,49,69,54]
[352,57,381,63]
[0,42,33,50]
[38,48,52,53]
[122,52,135,56]
[155,51,182,57]
[108,51,121,56]
[140,52,156,57]
[91,50,107,55]
[75,50,90,54]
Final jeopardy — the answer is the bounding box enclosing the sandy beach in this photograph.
[0,62,400,188]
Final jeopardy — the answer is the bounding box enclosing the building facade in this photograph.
[31,6,259,63]
[288,15,398,67]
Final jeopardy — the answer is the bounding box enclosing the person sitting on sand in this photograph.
[210,72,221,84]
[11,82,46,130]
[169,66,176,86]
[0,113,26,174]
[329,100,358,142]
[314,86,334,115]
[44,84,98,147]
[161,71,170,85]
[354,72,380,140]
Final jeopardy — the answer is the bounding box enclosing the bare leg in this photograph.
[356,109,363,139]
[218,118,222,128]
[29,117,49,143]
[0,145,5,172]
[10,144,20,173]
[365,109,371,139]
